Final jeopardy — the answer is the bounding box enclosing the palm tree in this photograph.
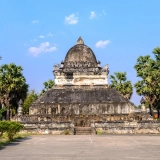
[134,47,160,116]
[23,90,38,114]
[0,63,28,119]
[110,72,133,100]
[40,79,54,95]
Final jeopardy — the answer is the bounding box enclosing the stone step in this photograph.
[74,127,92,131]
[74,127,92,135]
[75,131,92,135]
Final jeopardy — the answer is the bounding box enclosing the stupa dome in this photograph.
[64,37,97,67]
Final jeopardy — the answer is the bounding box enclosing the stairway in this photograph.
[74,127,92,135]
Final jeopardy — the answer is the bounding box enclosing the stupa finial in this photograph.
[77,36,84,45]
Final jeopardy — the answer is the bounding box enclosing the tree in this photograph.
[0,63,28,119]
[40,79,54,95]
[134,47,160,116]
[110,72,133,99]
[23,90,38,114]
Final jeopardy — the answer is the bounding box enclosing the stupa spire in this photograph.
[76,36,84,45]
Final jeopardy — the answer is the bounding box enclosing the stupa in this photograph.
[18,37,138,134]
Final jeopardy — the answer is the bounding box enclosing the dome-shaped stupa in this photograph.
[64,37,97,67]
[53,37,109,86]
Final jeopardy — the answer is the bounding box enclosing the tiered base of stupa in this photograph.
[13,86,160,135]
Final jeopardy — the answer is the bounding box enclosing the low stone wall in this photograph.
[21,122,73,135]
[13,113,160,134]
[94,121,160,134]
[17,120,160,135]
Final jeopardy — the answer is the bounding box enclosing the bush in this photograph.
[0,121,24,141]
[0,121,8,138]
[6,121,24,141]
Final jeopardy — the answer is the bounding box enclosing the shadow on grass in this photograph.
[0,135,32,150]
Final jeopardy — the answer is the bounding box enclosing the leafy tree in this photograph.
[110,72,133,99]
[40,79,54,95]
[23,90,39,114]
[134,47,160,116]
[0,63,28,119]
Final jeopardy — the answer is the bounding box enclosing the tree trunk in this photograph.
[149,104,154,116]
[157,109,160,118]
[9,109,12,120]
[157,104,160,118]
[6,107,10,120]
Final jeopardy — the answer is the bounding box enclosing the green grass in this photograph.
[0,133,30,147]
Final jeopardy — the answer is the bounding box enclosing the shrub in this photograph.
[5,121,24,141]
[0,121,8,138]
[0,121,24,141]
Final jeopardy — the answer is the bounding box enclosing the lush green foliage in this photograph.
[134,47,160,114]
[110,72,133,99]
[0,121,24,140]
[0,121,8,137]
[0,63,28,118]
[23,90,38,114]
[6,121,24,141]
[40,79,54,95]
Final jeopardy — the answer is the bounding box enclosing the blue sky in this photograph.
[0,0,160,106]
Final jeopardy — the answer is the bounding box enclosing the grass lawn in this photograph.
[0,133,30,147]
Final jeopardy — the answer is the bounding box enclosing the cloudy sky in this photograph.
[1,0,160,105]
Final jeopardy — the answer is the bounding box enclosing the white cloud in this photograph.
[95,40,111,48]
[47,33,53,37]
[28,42,57,57]
[64,14,78,24]
[39,35,45,38]
[32,20,39,24]
[45,46,57,52]
[89,11,96,19]
[102,10,106,15]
